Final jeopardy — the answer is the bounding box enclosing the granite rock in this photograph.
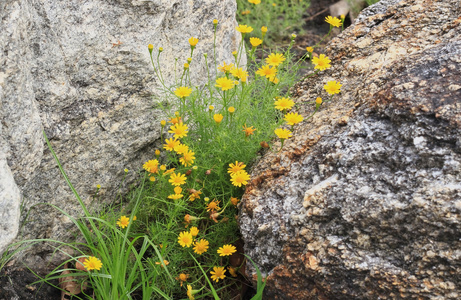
[0,0,242,262]
[239,0,461,298]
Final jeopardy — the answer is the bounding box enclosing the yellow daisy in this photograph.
[218,61,234,73]
[143,159,159,174]
[325,16,342,27]
[210,266,226,282]
[215,77,235,91]
[255,65,277,79]
[250,37,262,47]
[164,138,180,152]
[312,54,331,71]
[274,97,295,111]
[83,256,102,271]
[284,112,304,126]
[117,216,130,228]
[324,80,342,95]
[180,150,195,167]
[265,53,286,67]
[230,170,251,187]
[169,172,187,186]
[174,86,192,98]
[274,128,292,140]
[242,125,256,137]
[236,24,253,34]
[189,226,199,237]
[217,244,237,256]
[188,37,199,47]
[168,122,189,139]
[193,239,209,255]
[213,113,224,124]
[228,161,246,174]
[178,231,193,247]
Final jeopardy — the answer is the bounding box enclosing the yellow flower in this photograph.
[168,186,183,200]
[168,116,181,124]
[284,112,304,126]
[325,16,342,27]
[155,260,169,267]
[187,284,199,300]
[210,266,226,282]
[188,37,199,47]
[306,46,314,53]
[124,168,129,173]
[176,273,189,287]
[174,143,189,155]
[324,81,342,95]
[169,172,187,186]
[250,37,262,47]
[248,0,261,3]
[316,97,323,106]
[117,216,130,228]
[208,105,214,112]
[228,266,238,277]
[213,113,224,124]
[265,53,286,67]
[206,200,221,212]
[83,256,102,271]
[178,231,193,247]
[230,67,248,82]
[160,120,167,127]
[163,168,176,176]
[255,65,277,78]
[180,150,195,167]
[169,122,189,139]
[228,161,246,174]
[241,10,251,15]
[218,61,234,73]
[215,77,235,91]
[274,128,292,140]
[236,24,253,34]
[193,239,209,255]
[242,125,256,137]
[231,170,251,187]
[184,63,189,69]
[217,244,237,256]
[96,184,101,189]
[149,176,156,182]
[261,26,268,33]
[143,159,159,174]
[312,54,331,71]
[174,86,192,98]
[189,189,202,201]
[164,138,180,152]
[269,76,279,84]
[148,44,154,51]
[155,149,161,157]
[274,97,295,111]
[230,197,240,206]
[189,226,199,237]
[228,106,235,114]
[160,164,167,171]
[213,19,218,25]
[158,47,163,52]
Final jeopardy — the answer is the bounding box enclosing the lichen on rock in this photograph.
[239,0,461,298]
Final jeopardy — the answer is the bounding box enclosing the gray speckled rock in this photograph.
[239,0,461,299]
[0,0,242,265]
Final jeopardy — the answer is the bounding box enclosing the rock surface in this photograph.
[0,0,241,261]
[239,0,461,299]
